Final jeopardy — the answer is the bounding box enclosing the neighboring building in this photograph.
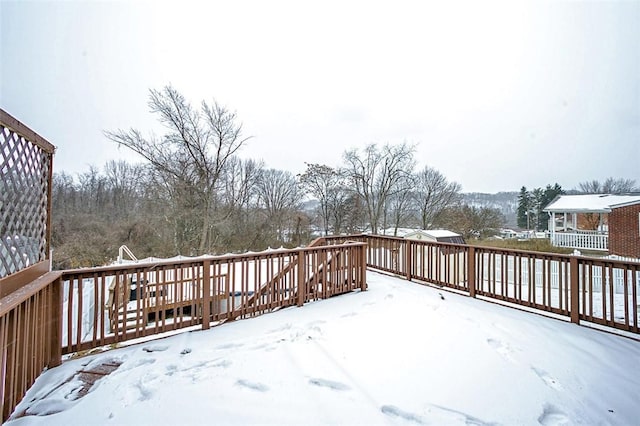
[380,228,465,244]
[543,194,640,257]
[403,229,465,244]
[500,229,518,239]
[609,202,640,258]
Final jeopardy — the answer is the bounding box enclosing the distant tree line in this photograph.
[300,144,504,240]
[51,86,505,269]
[577,177,638,194]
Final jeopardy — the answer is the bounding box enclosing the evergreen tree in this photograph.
[517,183,564,231]
[517,186,531,229]
[536,183,564,231]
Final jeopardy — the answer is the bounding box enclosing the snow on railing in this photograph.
[59,241,367,355]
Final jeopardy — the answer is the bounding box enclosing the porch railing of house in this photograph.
[549,231,609,251]
[0,109,60,421]
[324,234,639,335]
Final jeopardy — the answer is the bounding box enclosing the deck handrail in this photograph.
[325,234,639,334]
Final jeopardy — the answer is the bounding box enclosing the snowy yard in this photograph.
[8,271,640,425]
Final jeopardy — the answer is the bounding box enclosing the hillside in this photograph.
[463,191,518,226]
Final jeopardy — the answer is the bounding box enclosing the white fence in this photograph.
[550,232,608,251]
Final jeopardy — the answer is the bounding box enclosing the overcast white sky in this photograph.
[1,0,638,193]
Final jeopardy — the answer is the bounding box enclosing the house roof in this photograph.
[543,194,640,213]
[380,228,463,239]
[415,229,461,238]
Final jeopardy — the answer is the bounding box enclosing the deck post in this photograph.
[570,257,580,324]
[467,246,476,298]
[202,260,211,330]
[297,252,305,307]
[360,243,367,291]
[405,240,412,281]
[48,275,63,368]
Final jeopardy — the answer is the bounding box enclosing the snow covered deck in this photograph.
[9,271,640,425]
[5,235,640,423]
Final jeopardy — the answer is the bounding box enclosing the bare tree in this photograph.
[414,166,461,230]
[105,85,250,254]
[52,172,77,216]
[298,163,348,235]
[327,169,354,234]
[578,177,637,194]
[385,173,418,235]
[343,143,415,234]
[77,166,108,214]
[216,157,264,249]
[446,204,504,239]
[103,160,146,218]
[256,169,304,243]
[222,157,263,213]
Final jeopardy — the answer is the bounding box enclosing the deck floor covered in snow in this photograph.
[8,271,640,425]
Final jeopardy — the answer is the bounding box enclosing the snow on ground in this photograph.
[8,271,640,425]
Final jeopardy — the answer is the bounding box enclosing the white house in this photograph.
[543,194,640,254]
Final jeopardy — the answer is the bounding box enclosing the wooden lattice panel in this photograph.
[0,124,50,278]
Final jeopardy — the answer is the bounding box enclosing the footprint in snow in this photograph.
[250,343,270,350]
[212,359,232,368]
[236,379,269,392]
[486,338,517,363]
[134,380,154,401]
[165,364,178,376]
[340,312,358,318]
[380,405,424,424]
[538,403,570,426]
[142,345,168,353]
[268,323,292,333]
[215,342,244,350]
[308,378,351,391]
[423,403,494,425]
[532,367,563,391]
[121,358,155,372]
[180,348,192,355]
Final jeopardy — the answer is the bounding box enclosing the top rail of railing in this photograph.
[0,109,55,154]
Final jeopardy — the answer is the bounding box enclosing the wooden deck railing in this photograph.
[58,241,367,355]
[1,241,365,421]
[4,234,639,421]
[325,234,640,335]
[0,272,62,421]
